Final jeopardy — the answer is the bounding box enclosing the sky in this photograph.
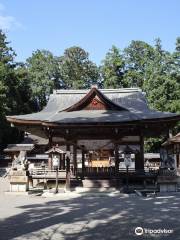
[0,0,180,65]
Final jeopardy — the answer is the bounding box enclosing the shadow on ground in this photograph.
[0,193,180,240]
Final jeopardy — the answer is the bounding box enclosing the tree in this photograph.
[0,30,16,64]
[171,37,180,86]
[14,63,37,113]
[26,50,60,110]
[100,45,128,88]
[58,46,100,89]
[143,39,180,151]
[0,30,24,149]
[170,37,180,113]
[0,30,16,114]
[123,40,155,88]
[144,38,180,113]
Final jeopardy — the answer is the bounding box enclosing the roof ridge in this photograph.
[53,88,142,95]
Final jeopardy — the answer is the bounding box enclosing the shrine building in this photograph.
[6,87,180,187]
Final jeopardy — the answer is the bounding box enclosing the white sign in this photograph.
[124,154,132,167]
[52,156,59,167]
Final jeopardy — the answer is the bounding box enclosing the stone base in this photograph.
[10,183,29,192]
[9,171,29,192]
[159,183,177,192]
[157,176,178,192]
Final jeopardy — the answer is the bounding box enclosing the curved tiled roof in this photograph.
[43,88,148,113]
[6,88,180,125]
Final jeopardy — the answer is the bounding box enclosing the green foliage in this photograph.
[144,137,164,153]
[26,50,60,109]
[14,64,37,114]
[100,39,180,116]
[26,47,99,108]
[0,30,16,64]
[0,30,15,116]
[0,30,24,149]
[143,38,180,113]
[100,45,128,88]
[123,40,155,88]
[58,46,100,89]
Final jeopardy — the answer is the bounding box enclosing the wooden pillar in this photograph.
[59,154,62,170]
[82,146,85,178]
[135,152,140,171]
[140,135,145,171]
[62,153,65,170]
[177,154,180,168]
[48,156,52,170]
[73,143,77,176]
[48,130,53,148]
[114,143,119,176]
[66,144,71,190]
[135,135,144,172]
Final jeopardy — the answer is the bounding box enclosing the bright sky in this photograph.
[0,0,180,64]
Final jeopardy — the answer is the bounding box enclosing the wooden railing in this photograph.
[77,167,159,178]
[30,169,67,179]
[29,167,159,179]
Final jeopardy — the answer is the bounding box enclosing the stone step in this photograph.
[75,187,117,193]
[82,179,117,188]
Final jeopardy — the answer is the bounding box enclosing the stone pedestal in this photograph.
[157,176,178,192]
[9,170,29,192]
[66,172,71,191]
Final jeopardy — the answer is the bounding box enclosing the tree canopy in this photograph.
[26,50,60,110]
[58,46,100,89]
[0,31,27,149]
[100,45,127,88]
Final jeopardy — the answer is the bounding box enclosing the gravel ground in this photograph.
[0,177,180,240]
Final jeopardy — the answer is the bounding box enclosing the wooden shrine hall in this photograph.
[6,87,180,186]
